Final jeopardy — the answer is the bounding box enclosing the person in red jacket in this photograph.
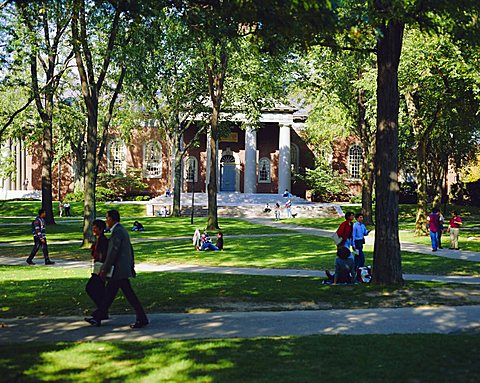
[336,212,355,250]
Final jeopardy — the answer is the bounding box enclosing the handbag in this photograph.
[331,232,343,246]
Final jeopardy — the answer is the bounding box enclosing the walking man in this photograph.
[85,209,149,329]
[26,209,55,265]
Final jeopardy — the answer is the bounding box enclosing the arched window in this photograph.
[220,154,235,164]
[185,156,198,182]
[107,139,126,175]
[258,157,271,183]
[143,140,162,178]
[348,144,362,179]
[290,143,299,172]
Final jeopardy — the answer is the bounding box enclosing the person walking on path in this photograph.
[427,207,441,252]
[85,219,109,316]
[352,213,369,269]
[85,209,149,329]
[26,209,55,265]
[448,211,463,250]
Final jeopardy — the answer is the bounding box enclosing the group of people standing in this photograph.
[326,212,369,285]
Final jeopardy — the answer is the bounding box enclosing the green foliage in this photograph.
[64,190,85,203]
[304,160,347,201]
[97,168,149,201]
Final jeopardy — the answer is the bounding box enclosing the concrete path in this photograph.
[1,305,480,344]
[1,256,480,284]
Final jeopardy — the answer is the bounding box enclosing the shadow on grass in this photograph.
[1,335,480,382]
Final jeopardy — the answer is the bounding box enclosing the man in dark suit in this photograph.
[85,209,149,328]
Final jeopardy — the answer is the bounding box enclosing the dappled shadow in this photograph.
[2,306,480,345]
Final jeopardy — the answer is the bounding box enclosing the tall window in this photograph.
[185,156,198,182]
[107,139,126,175]
[348,144,362,179]
[290,143,299,172]
[143,140,162,178]
[258,157,271,183]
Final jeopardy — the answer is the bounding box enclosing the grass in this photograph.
[0,217,290,243]
[2,219,480,275]
[1,265,480,318]
[1,335,479,382]
[2,233,480,275]
[0,200,147,218]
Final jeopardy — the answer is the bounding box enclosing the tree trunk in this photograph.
[357,87,374,226]
[415,139,428,235]
[82,108,97,246]
[173,140,183,217]
[207,104,220,230]
[372,20,404,285]
[40,118,55,225]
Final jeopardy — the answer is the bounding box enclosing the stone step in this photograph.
[150,203,341,219]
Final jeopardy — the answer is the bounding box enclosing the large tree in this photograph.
[13,0,72,224]
[399,27,480,234]
[71,0,136,244]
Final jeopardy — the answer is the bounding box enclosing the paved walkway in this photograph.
[1,305,479,344]
[2,257,480,284]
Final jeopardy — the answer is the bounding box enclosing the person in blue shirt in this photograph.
[352,213,369,270]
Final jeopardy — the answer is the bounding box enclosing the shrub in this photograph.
[97,168,149,201]
[96,186,116,202]
[304,160,347,202]
[64,190,84,202]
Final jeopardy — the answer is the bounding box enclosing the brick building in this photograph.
[0,104,364,200]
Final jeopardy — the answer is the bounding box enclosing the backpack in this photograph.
[356,266,372,283]
[31,218,37,235]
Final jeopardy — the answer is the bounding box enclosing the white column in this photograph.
[21,139,26,190]
[278,123,291,193]
[244,125,257,194]
[4,139,11,191]
[16,140,21,190]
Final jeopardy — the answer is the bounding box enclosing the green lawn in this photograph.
[1,266,480,318]
[1,335,479,382]
[2,214,480,275]
[0,200,147,218]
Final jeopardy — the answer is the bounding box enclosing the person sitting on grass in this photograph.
[131,221,145,231]
[199,232,219,251]
[324,246,355,285]
[215,232,224,250]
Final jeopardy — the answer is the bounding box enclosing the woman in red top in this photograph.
[448,211,463,250]
[85,219,109,316]
[336,212,355,249]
